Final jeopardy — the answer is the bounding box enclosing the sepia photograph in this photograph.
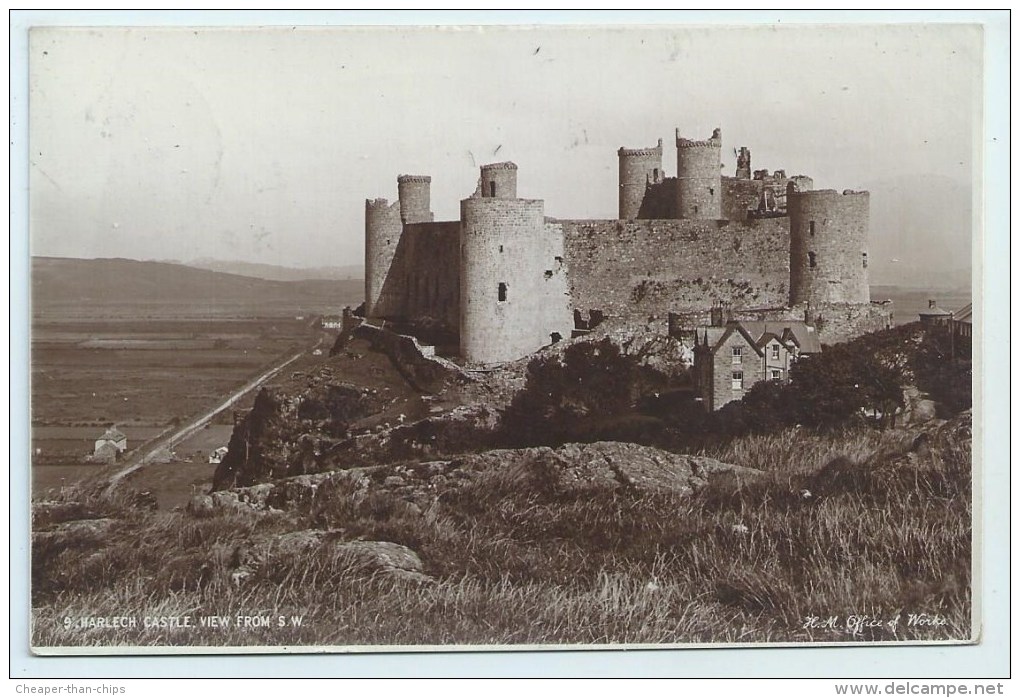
[24,18,986,655]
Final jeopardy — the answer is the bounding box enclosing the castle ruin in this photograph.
[364,126,891,366]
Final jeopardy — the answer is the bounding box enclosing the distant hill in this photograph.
[32,257,364,311]
[185,258,364,282]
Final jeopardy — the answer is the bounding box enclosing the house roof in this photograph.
[919,304,953,317]
[100,427,126,442]
[954,303,972,324]
[699,323,764,357]
[739,320,822,354]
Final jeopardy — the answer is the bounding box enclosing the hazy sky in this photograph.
[29,23,982,271]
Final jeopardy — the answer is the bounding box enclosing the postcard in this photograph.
[27,20,983,654]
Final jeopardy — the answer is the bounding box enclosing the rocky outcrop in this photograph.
[212,378,391,491]
[193,441,760,516]
[337,323,475,394]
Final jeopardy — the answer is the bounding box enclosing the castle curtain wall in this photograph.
[560,218,791,321]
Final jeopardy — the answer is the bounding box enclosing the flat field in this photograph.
[30,259,362,496]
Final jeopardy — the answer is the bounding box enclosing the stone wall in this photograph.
[479,162,518,200]
[401,221,460,330]
[618,142,663,219]
[708,329,764,411]
[560,217,791,322]
[397,175,433,224]
[676,129,722,219]
[351,322,473,394]
[789,189,870,305]
[721,176,761,222]
[460,197,573,364]
[364,198,404,318]
[638,178,677,219]
[801,302,894,346]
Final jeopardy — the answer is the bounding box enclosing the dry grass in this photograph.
[31,422,972,648]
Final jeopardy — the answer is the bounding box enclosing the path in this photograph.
[105,337,322,490]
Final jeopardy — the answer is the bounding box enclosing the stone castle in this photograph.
[364,126,891,366]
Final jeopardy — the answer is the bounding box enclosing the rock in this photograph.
[332,540,431,583]
[902,385,939,425]
[33,518,119,545]
[480,441,759,497]
[274,530,331,555]
[186,495,216,516]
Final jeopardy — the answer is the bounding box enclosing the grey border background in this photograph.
[9,10,1010,678]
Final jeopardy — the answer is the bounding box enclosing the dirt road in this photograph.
[105,339,320,490]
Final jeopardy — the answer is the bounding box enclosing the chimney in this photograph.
[710,306,724,327]
[928,299,937,309]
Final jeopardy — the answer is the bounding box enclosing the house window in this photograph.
[489,181,497,198]
[732,346,742,364]
[731,371,744,391]
[498,282,507,302]
[771,345,780,360]
[862,252,868,268]
[809,221,815,236]
[771,369,781,380]
[808,251,817,268]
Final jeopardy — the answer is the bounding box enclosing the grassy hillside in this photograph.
[31,411,971,647]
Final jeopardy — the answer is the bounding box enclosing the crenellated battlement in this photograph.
[365,122,874,364]
[676,127,722,149]
[480,161,518,171]
[618,139,663,157]
[790,188,870,201]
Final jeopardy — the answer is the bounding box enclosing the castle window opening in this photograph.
[809,221,815,236]
[550,332,562,343]
[731,371,744,391]
[808,251,817,268]
[731,346,742,364]
[709,187,714,196]
[653,168,659,180]
[862,252,868,268]
[499,244,504,253]
[489,181,496,197]
[498,282,508,303]
[544,270,553,280]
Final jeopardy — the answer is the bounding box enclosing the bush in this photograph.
[499,339,668,447]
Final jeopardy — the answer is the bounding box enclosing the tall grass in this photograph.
[32,420,971,647]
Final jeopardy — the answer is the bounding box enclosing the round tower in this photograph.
[364,197,404,318]
[676,127,722,220]
[479,162,518,199]
[459,194,571,365]
[788,189,870,306]
[397,174,433,224]
[617,139,663,219]
[786,175,814,195]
